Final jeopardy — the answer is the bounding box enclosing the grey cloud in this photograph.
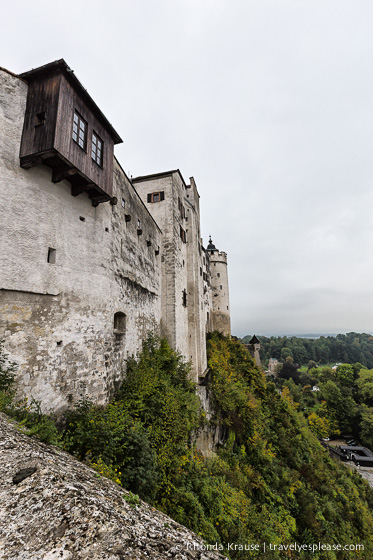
[2,0,373,336]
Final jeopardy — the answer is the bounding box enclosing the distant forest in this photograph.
[241,332,373,368]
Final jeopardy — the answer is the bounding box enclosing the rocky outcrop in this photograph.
[0,413,226,560]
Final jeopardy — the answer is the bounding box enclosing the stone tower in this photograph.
[248,335,261,367]
[132,171,209,380]
[206,238,231,337]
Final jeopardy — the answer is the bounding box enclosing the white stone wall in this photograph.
[134,172,211,380]
[133,173,190,359]
[185,178,208,378]
[0,69,162,412]
[0,64,231,408]
[209,251,231,337]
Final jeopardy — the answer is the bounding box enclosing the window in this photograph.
[72,111,87,150]
[91,131,103,166]
[180,226,186,243]
[121,198,125,208]
[47,248,56,264]
[114,312,126,334]
[217,273,220,277]
[178,197,185,219]
[147,192,164,203]
[182,289,187,307]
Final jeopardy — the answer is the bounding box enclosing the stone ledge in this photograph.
[0,412,226,560]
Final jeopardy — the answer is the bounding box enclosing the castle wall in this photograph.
[0,61,231,409]
[0,68,161,412]
[132,173,190,364]
[185,178,208,378]
[133,172,212,380]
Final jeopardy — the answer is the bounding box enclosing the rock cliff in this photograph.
[0,413,226,560]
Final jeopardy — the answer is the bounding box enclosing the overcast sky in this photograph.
[2,0,373,337]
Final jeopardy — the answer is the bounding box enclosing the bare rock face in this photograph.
[0,413,226,560]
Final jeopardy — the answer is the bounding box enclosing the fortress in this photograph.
[0,60,230,411]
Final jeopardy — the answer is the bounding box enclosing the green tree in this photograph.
[308,411,331,438]
[319,380,358,433]
[281,347,293,361]
[360,406,373,449]
[335,364,355,387]
[357,368,373,406]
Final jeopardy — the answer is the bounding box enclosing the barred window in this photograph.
[72,111,87,150]
[91,132,103,166]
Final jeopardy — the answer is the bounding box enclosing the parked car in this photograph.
[347,441,357,446]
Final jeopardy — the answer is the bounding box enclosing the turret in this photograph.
[247,335,261,367]
[206,237,231,336]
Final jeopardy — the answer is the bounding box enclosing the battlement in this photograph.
[209,250,228,263]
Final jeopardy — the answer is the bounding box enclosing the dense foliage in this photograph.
[1,335,373,558]
[272,357,373,448]
[241,332,373,368]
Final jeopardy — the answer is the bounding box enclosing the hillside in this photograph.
[1,335,373,559]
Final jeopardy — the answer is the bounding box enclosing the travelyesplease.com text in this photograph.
[184,541,364,553]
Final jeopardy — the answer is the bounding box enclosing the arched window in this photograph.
[114,312,126,334]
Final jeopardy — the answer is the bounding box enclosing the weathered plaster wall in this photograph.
[0,69,161,412]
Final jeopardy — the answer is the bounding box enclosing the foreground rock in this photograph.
[0,413,226,560]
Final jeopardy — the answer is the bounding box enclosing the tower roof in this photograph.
[206,236,217,252]
[249,335,260,345]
